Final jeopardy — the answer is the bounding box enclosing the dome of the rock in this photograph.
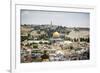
[53,32,60,38]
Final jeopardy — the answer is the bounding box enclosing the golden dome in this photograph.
[53,32,60,38]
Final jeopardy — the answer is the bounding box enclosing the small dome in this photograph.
[53,32,60,38]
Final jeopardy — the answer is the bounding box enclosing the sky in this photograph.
[21,10,90,27]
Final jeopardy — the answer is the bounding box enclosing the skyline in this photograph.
[21,10,90,28]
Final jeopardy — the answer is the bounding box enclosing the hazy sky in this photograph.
[21,10,90,27]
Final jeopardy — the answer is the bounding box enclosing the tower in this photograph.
[50,20,52,25]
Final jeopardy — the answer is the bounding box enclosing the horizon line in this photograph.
[21,24,89,28]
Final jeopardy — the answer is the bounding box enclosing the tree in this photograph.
[21,36,28,42]
[39,41,43,44]
[74,38,78,42]
[86,37,90,43]
[66,31,70,35]
[37,30,40,34]
[48,42,52,45]
[33,44,38,48]
[69,45,73,50]
[44,42,48,44]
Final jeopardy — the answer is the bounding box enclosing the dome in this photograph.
[53,32,60,38]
